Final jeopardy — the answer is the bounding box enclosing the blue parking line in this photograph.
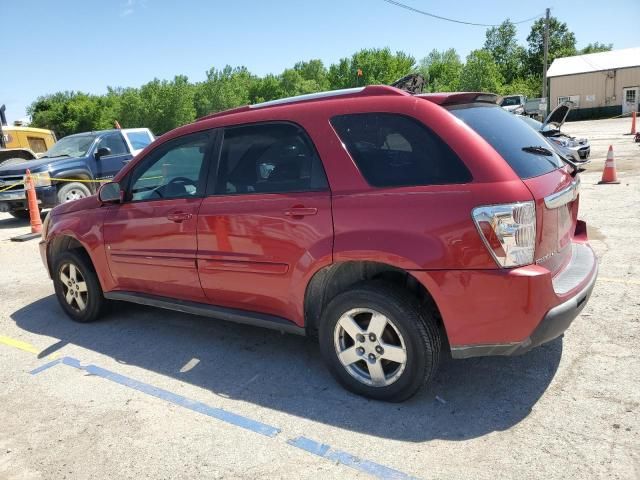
[25,352,419,479]
[29,358,62,375]
[288,436,419,480]
[31,356,280,438]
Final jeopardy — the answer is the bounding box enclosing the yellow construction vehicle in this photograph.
[0,104,57,167]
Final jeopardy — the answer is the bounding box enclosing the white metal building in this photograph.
[547,47,640,120]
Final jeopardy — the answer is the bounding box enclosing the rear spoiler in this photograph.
[416,92,502,106]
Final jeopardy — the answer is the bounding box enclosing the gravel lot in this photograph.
[0,117,638,479]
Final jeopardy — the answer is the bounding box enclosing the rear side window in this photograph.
[216,123,328,194]
[331,113,471,187]
[449,104,563,179]
[127,131,154,150]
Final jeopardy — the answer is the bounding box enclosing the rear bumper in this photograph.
[410,229,598,359]
[450,258,597,359]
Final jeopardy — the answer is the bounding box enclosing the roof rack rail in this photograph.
[250,85,406,109]
[196,85,407,122]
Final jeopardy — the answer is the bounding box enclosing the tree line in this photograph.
[28,16,611,137]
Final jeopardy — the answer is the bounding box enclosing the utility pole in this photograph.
[542,8,550,114]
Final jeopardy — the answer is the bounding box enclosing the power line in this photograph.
[381,0,544,27]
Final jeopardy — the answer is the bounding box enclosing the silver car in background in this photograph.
[518,101,590,163]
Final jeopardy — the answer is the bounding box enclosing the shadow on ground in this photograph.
[12,295,562,442]
[0,211,49,230]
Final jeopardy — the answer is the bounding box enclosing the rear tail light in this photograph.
[472,201,536,268]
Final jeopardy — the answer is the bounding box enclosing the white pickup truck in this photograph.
[500,95,546,118]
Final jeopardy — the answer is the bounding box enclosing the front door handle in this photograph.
[167,211,192,222]
[284,206,318,217]
[122,159,132,165]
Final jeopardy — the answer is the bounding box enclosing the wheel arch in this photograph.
[303,261,447,343]
[46,233,109,291]
[53,169,97,194]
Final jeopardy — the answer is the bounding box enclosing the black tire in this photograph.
[52,250,106,323]
[57,182,92,204]
[319,281,441,402]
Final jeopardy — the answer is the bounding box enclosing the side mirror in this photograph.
[95,147,111,159]
[98,182,122,203]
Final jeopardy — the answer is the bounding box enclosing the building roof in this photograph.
[547,47,640,78]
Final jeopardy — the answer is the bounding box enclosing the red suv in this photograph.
[40,86,598,401]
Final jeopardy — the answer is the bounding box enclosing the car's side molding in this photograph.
[103,291,306,336]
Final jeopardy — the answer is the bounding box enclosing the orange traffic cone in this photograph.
[25,169,43,233]
[631,111,637,135]
[598,146,620,185]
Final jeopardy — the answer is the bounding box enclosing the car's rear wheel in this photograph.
[319,282,441,402]
[57,182,92,204]
[53,250,105,323]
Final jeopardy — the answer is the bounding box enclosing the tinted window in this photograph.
[129,131,210,201]
[217,123,328,194]
[98,133,128,156]
[331,113,471,187]
[449,104,563,179]
[127,131,153,150]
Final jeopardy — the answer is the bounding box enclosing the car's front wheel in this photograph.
[319,282,441,402]
[57,182,92,204]
[53,250,106,323]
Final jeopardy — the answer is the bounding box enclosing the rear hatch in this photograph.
[448,103,578,275]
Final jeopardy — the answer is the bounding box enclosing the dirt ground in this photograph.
[0,117,638,479]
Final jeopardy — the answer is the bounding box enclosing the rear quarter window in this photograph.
[331,113,471,188]
[127,131,154,150]
[449,104,563,179]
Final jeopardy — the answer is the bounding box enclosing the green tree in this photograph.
[328,48,415,89]
[459,49,503,93]
[580,42,613,54]
[194,66,255,117]
[499,76,542,98]
[138,75,196,134]
[483,20,525,84]
[418,49,463,92]
[525,16,577,77]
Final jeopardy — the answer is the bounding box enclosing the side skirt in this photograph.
[104,291,306,336]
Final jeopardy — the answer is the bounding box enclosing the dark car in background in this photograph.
[0,128,154,218]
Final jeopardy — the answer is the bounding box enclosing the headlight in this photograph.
[472,201,536,268]
[24,171,52,187]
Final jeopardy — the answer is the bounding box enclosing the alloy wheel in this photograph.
[59,262,88,312]
[333,308,407,387]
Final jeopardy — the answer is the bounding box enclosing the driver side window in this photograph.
[129,131,210,202]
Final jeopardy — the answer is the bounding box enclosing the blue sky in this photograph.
[2,0,638,123]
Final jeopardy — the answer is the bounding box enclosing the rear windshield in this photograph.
[449,104,563,179]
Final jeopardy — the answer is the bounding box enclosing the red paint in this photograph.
[40,87,596,350]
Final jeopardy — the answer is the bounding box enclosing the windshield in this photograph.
[449,103,563,179]
[43,134,97,158]
[500,96,521,107]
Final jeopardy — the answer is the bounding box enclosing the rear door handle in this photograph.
[284,207,318,217]
[167,211,192,222]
